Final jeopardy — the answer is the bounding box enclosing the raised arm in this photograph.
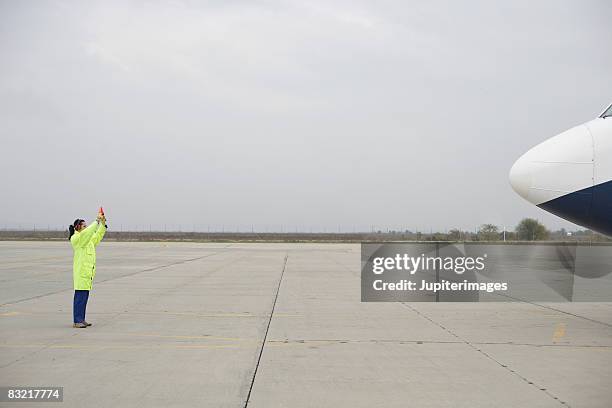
[92,222,107,246]
[70,221,99,248]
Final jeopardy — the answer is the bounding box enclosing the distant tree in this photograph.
[505,231,517,241]
[448,229,461,241]
[478,224,500,241]
[515,218,549,241]
[431,232,447,241]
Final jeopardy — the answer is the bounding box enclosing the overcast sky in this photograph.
[1,0,611,232]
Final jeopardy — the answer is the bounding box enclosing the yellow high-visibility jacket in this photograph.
[71,221,106,290]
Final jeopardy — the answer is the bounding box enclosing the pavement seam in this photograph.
[265,339,612,348]
[400,303,572,408]
[0,250,231,369]
[521,302,612,328]
[0,249,229,307]
[84,252,251,331]
[321,252,360,277]
[244,253,288,408]
[492,292,612,328]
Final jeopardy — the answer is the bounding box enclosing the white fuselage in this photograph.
[509,103,612,235]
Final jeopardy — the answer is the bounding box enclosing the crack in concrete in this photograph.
[400,303,573,407]
[244,253,288,408]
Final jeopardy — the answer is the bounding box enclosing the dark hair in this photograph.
[68,219,85,240]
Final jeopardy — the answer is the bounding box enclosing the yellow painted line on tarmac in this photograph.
[0,256,68,266]
[553,323,566,342]
[129,311,301,318]
[266,340,337,348]
[1,341,610,352]
[122,332,259,342]
[0,343,255,351]
[129,311,256,318]
[0,310,301,318]
[109,333,338,348]
[0,342,321,351]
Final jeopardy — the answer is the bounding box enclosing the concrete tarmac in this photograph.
[0,241,611,407]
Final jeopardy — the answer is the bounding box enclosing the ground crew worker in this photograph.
[68,211,107,328]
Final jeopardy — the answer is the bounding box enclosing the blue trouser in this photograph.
[73,290,90,323]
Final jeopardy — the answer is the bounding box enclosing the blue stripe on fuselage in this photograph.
[538,180,612,236]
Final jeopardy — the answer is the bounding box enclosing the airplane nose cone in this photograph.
[509,155,532,201]
[509,124,594,206]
